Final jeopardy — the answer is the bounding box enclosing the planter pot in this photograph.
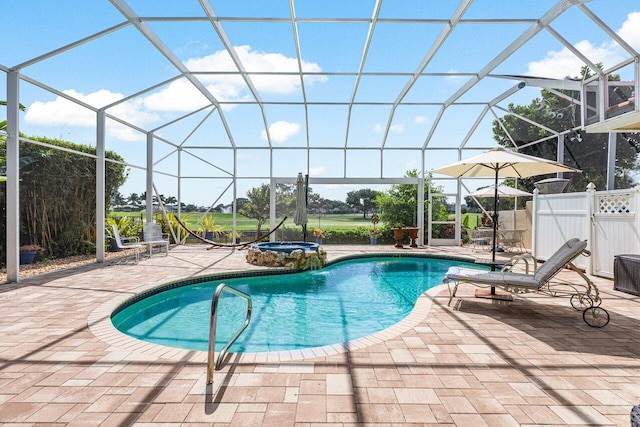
[315,238,322,245]
[205,231,214,241]
[370,236,377,245]
[19,251,37,265]
[392,228,404,248]
[406,227,419,248]
[109,238,122,252]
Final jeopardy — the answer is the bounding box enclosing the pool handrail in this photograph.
[207,283,252,384]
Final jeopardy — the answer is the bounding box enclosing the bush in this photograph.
[274,225,396,245]
[1,136,127,260]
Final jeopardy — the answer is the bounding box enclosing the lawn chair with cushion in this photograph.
[111,225,142,263]
[444,238,609,327]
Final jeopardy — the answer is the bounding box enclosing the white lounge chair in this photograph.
[111,225,142,263]
[444,238,609,327]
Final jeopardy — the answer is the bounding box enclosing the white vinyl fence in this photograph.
[533,183,640,278]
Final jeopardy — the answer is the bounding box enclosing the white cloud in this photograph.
[143,79,213,112]
[618,11,640,51]
[390,124,405,133]
[24,89,159,142]
[23,45,327,140]
[262,120,300,143]
[25,89,118,127]
[374,123,404,134]
[415,116,428,124]
[405,160,417,169]
[145,45,329,113]
[526,11,640,78]
[526,40,625,79]
[309,166,326,175]
[185,45,327,94]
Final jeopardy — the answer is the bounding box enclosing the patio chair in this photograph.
[111,225,142,263]
[498,229,527,252]
[465,227,491,252]
[443,238,610,327]
[143,223,170,256]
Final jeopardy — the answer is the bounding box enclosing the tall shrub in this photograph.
[1,137,127,257]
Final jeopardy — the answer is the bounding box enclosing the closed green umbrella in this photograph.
[293,173,308,240]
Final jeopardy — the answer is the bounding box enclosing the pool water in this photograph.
[111,256,478,353]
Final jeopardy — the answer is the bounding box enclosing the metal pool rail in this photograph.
[207,283,252,384]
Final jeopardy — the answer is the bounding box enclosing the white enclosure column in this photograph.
[269,148,275,239]
[96,111,106,263]
[146,133,153,225]
[557,134,565,179]
[232,148,237,240]
[606,132,616,190]
[417,152,425,246]
[177,147,182,218]
[6,71,20,282]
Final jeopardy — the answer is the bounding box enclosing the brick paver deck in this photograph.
[1,244,639,426]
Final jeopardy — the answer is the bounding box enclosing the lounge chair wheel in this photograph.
[582,306,610,328]
[570,293,594,311]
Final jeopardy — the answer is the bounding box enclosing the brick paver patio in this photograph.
[1,244,639,426]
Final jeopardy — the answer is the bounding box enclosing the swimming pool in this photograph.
[111,255,480,353]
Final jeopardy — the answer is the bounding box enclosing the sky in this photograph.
[1,1,640,207]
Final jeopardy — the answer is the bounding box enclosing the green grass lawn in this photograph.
[109,211,483,231]
[109,211,374,231]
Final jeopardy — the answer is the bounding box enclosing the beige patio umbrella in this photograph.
[468,184,532,198]
[432,147,580,263]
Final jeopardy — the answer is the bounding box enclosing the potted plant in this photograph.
[198,214,223,241]
[226,230,243,244]
[370,213,379,245]
[19,244,42,265]
[313,228,325,244]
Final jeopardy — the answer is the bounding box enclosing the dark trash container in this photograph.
[613,254,640,296]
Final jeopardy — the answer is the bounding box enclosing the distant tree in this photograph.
[492,64,638,191]
[276,183,297,216]
[346,188,378,218]
[307,191,324,215]
[375,170,447,228]
[127,192,140,206]
[111,191,126,207]
[165,196,177,211]
[235,197,249,210]
[238,185,270,233]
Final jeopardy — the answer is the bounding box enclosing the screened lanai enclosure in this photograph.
[1,0,639,281]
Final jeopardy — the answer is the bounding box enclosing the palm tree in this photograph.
[165,196,178,211]
[127,193,139,206]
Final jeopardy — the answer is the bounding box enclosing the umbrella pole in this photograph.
[492,169,499,264]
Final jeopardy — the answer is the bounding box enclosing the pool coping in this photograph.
[88,252,476,364]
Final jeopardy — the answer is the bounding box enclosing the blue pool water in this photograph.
[252,241,320,253]
[111,256,478,353]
